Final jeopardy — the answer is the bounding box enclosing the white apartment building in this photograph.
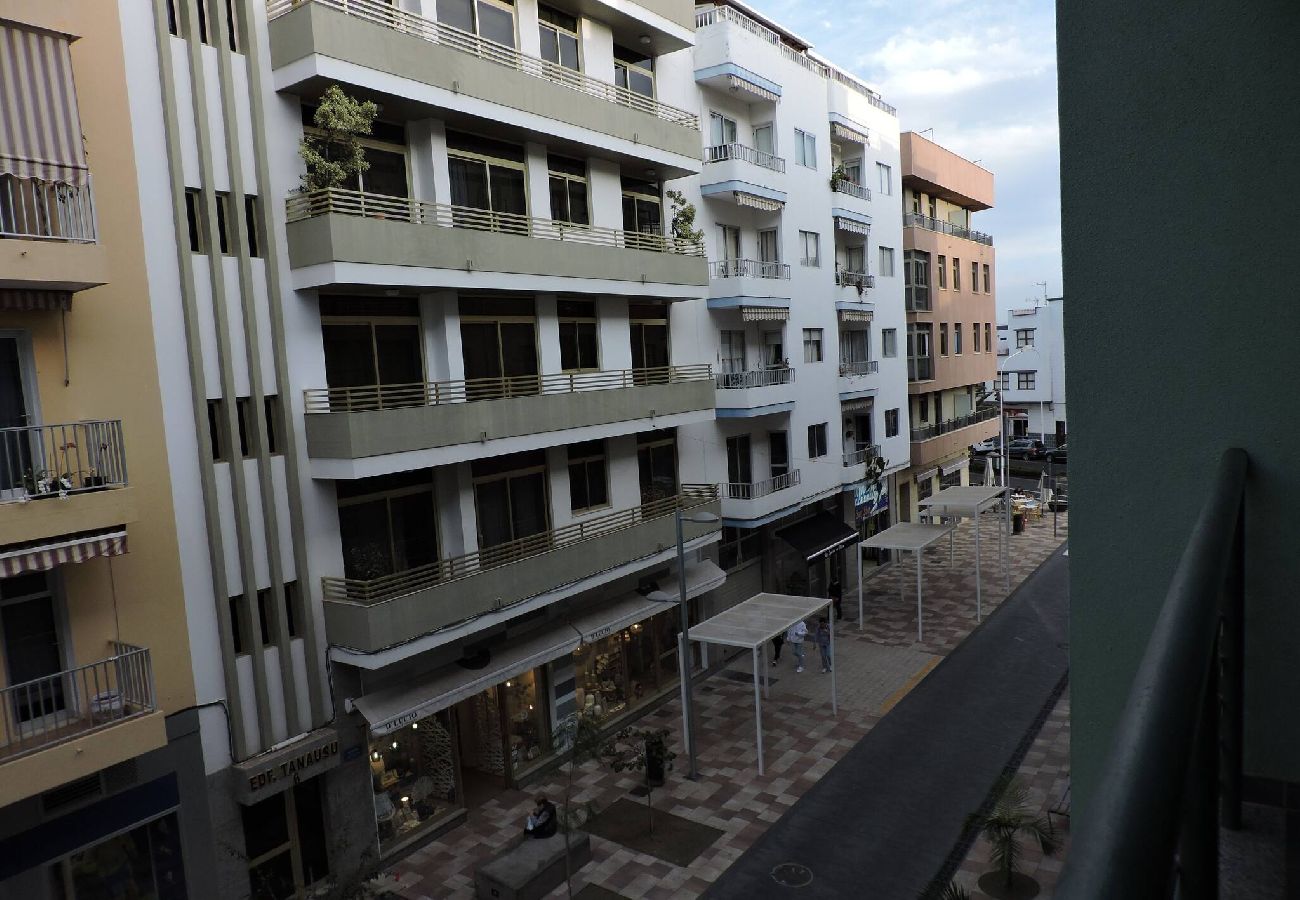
[996,297,1067,446]
[673,1,910,598]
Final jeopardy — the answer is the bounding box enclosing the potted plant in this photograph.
[83,468,106,489]
[829,162,849,191]
[299,84,379,194]
[964,777,1057,899]
[666,189,704,252]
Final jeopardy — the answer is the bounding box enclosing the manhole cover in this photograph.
[770,863,813,887]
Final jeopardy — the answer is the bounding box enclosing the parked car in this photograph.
[1046,444,1068,465]
[970,437,1001,455]
[1007,438,1047,460]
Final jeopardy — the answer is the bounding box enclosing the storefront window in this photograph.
[503,669,550,776]
[370,709,461,855]
[47,814,187,900]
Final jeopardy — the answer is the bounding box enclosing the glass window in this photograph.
[719,526,760,570]
[369,708,461,855]
[473,451,549,551]
[802,328,823,363]
[839,328,869,364]
[939,323,949,356]
[799,231,820,267]
[637,430,677,503]
[794,128,816,168]
[709,112,738,147]
[568,439,609,511]
[753,123,774,154]
[460,297,539,399]
[937,254,947,288]
[758,228,779,263]
[973,323,982,352]
[983,264,991,293]
[620,176,661,238]
[503,669,551,776]
[538,4,579,69]
[321,297,424,403]
[614,44,654,97]
[629,304,669,374]
[726,434,752,484]
[985,323,992,351]
[878,246,895,277]
[953,257,961,290]
[882,328,897,358]
[763,330,785,367]
[807,423,828,458]
[876,162,892,195]
[955,323,963,354]
[574,605,683,727]
[447,131,528,232]
[720,329,746,374]
[885,408,899,437]
[337,471,439,580]
[558,298,598,371]
[972,261,980,292]
[1017,372,1037,390]
[1016,328,1036,348]
[548,154,589,225]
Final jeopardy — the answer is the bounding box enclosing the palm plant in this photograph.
[966,777,1057,893]
[937,882,972,900]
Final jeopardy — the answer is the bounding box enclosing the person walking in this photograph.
[815,617,832,673]
[786,619,808,673]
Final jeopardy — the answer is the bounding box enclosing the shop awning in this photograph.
[832,121,870,145]
[0,528,127,578]
[0,23,89,186]
[0,290,73,312]
[775,512,859,562]
[741,306,789,322]
[571,559,725,642]
[729,74,779,103]
[734,191,783,211]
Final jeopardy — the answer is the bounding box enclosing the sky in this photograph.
[744,0,1062,315]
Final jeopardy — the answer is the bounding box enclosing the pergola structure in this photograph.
[859,523,956,642]
[688,592,835,775]
[918,484,1010,621]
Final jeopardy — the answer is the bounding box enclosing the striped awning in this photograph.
[834,216,870,236]
[841,398,874,413]
[729,75,779,103]
[0,23,89,186]
[832,121,870,145]
[741,306,789,322]
[0,289,72,311]
[838,309,873,323]
[734,191,783,211]
[0,529,127,578]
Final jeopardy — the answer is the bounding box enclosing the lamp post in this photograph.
[998,347,1028,487]
[647,506,720,781]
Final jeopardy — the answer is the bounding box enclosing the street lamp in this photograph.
[647,507,720,781]
[998,347,1028,487]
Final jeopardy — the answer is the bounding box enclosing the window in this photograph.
[998,372,1010,391]
[224,0,240,52]
[719,224,741,261]
[235,397,253,457]
[799,231,820,267]
[460,297,539,398]
[973,324,981,353]
[953,258,961,290]
[937,254,947,288]
[758,228,779,264]
[228,595,245,654]
[762,330,784,367]
[614,44,654,97]
[214,192,233,255]
[337,470,440,579]
[838,328,869,367]
[244,196,261,257]
[196,0,211,44]
[983,264,991,293]
[1017,372,1037,390]
[719,526,760,570]
[709,112,738,147]
[1015,328,1036,348]
[207,399,228,461]
[753,123,774,155]
[538,4,579,70]
[885,409,899,438]
[954,324,963,355]
[882,328,897,358]
[985,324,991,352]
[568,440,609,512]
[548,155,589,225]
[807,423,828,459]
[629,303,669,374]
[257,589,273,646]
[185,189,204,253]
[637,430,677,503]
[473,452,551,550]
[843,244,866,277]
[720,330,746,374]
[877,162,892,195]
[438,0,517,47]
[972,261,979,292]
[166,0,178,35]
[725,434,752,485]
[928,195,937,219]
[794,129,817,168]
[46,816,190,900]
[905,250,929,310]
[321,297,425,398]
[621,176,662,236]
[802,328,823,363]
[263,395,282,454]
[878,247,895,277]
[769,431,789,476]
[558,299,599,371]
[447,131,527,229]
[939,323,949,356]
[918,394,929,422]
[241,781,330,897]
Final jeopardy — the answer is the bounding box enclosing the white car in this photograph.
[970,438,1000,455]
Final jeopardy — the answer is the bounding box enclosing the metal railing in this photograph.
[286,188,705,257]
[708,258,790,279]
[693,5,897,116]
[0,420,128,500]
[842,444,880,466]
[838,359,878,377]
[836,270,874,291]
[0,643,155,761]
[832,179,872,201]
[1057,449,1246,898]
[268,0,699,128]
[703,142,786,172]
[0,173,97,243]
[903,211,993,246]
[907,356,934,382]
[909,406,998,441]
[715,367,795,389]
[305,364,712,413]
[722,469,800,500]
[323,486,719,605]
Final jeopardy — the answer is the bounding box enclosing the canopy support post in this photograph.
[752,645,764,775]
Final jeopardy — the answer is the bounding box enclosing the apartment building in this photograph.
[0,3,214,896]
[671,0,909,599]
[995,298,1066,446]
[896,132,997,521]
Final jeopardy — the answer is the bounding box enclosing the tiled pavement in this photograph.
[381,510,1069,899]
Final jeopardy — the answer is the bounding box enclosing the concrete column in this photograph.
[588,158,623,231]
[516,0,541,58]
[536,293,561,374]
[454,462,479,556]
[427,119,451,207]
[606,435,642,511]
[435,465,468,558]
[546,445,573,529]
[420,291,459,383]
[407,119,439,203]
[597,295,632,370]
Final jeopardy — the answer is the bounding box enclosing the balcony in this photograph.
[721,469,802,522]
[704,143,785,173]
[707,258,792,308]
[701,144,785,200]
[838,360,879,378]
[304,365,714,473]
[322,487,721,653]
[0,174,107,293]
[265,0,701,163]
[909,407,999,469]
[836,269,875,297]
[841,444,882,484]
[910,406,999,442]
[903,211,994,247]
[285,189,707,295]
[908,356,935,382]
[0,643,163,807]
[832,179,872,203]
[715,366,798,415]
[0,421,135,546]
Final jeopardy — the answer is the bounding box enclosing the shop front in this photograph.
[852,476,893,568]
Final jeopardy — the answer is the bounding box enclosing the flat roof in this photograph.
[919,485,1006,514]
[859,522,955,552]
[688,592,830,649]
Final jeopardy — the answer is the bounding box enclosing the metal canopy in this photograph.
[775,511,859,562]
[859,522,955,642]
[919,484,1011,623]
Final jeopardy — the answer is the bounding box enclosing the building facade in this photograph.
[896,132,998,521]
[995,298,1066,446]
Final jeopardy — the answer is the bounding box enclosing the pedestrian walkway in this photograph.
[704,545,1069,899]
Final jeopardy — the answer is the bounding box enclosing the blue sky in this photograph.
[743,0,1062,313]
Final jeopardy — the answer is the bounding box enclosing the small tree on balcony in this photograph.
[299,84,379,193]
[666,189,704,248]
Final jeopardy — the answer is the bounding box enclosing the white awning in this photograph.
[859,522,955,553]
[838,309,872,323]
[688,591,830,649]
[734,192,783,211]
[832,121,870,145]
[741,306,789,322]
[834,216,870,236]
[915,467,939,483]
[0,528,127,578]
[942,458,970,476]
[571,559,724,641]
[729,74,779,103]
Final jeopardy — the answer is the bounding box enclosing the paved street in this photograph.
[381,511,1069,899]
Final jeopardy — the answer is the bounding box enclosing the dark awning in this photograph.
[775,512,859,562]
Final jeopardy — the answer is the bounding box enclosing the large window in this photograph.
[840,327,869,366]
[621,177,662,237]
[882,328,897,358]
[437,0,516,46]
[877,162,892,195]
[720,330,746,374]
[548,154,589,225]
[802,328,823,363]
[568,440,609,512]
[719,526,760,570]
[807,423,828,458]
[558,299,598,371]
[320,297,424,402]
[538,4,579,69]
[758,228,779,264]
[710,112,738,147]
[369,709,461,856]
[885,408,899,437]
[799,231,820,267]
[447,131,528,231]
[878,246,895,277]
[726,434,752,485]
[614,44,654,97]
[46,814,189,899]
[629,303,669,374]
[303,107,409,198]
[905,249,929,310]
[637,430,677,503]
[794,128,817,168]
[460,297,538,398]
[337,471,439,580]
[1017,372,1037,390]
[473,450,550,550]
[1015,328,1036,348]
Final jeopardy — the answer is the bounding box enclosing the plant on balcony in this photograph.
[666,189,704,249]
[965,776,1057,899]
[599,726,676,834]
[22,469,72,499]
[864,456,887,490]
[299,84,379,193]
[829,162,849,191]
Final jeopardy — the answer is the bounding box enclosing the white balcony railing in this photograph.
[722,469,801,499]
[838,359,878,377]
[704,143,785,172]
[842,444,881,466]
[715,367,796,390]
[0,420,128,500]
[0,173,97,243]
[268,0,699,128]
[708,258,791,279]
[832,179,871,201]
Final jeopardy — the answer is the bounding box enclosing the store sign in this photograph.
[234,729,342,802]
[854,483,889,521]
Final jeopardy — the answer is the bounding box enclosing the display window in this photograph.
[503,669,550,777]
[370,709,461,855]
[46,814,187,900]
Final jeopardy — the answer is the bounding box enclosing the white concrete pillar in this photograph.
[525,142,550,220]
[536,293,561,375]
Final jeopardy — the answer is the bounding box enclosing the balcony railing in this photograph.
[323,486,718,605]
[838,359,878,377]
[1056,449,1246,898]
[267,0,699,128]
[909,406,999,442]
[693,5,896,116]
[721,469,801,500]
[842,444,881,466]
[903,212,994,246]
[708,258,791,279]
[703,143,786,172]
[832,179,872,201]
[305,364,712,413]
[907,356,934,382]
[0,643,155,761]
[836,270,875,291]
[0,421,128,500]
[0,173,97,243]
[286,188,705,257]
[715,366,796,389]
